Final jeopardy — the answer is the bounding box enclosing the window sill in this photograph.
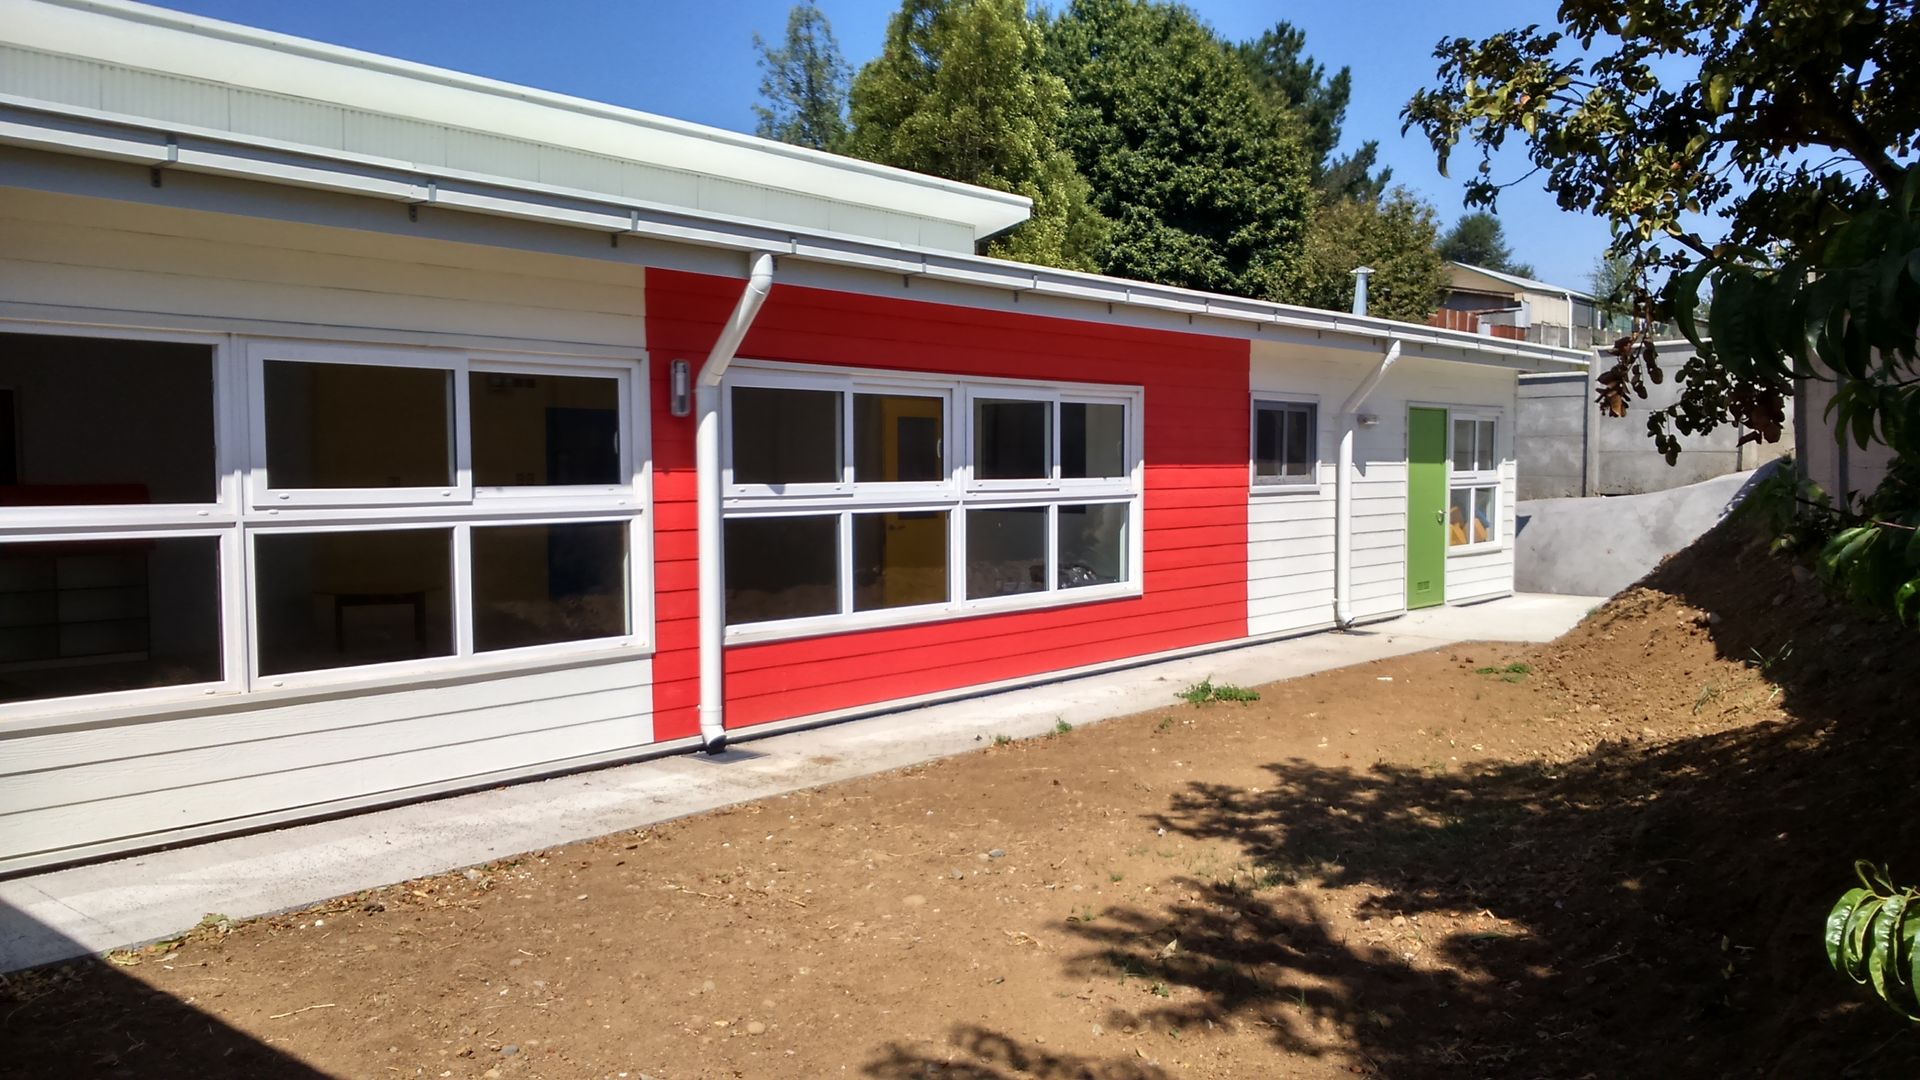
[1250,481,1325,498]
[724,581,1144,646]
[1446,542,1506,558]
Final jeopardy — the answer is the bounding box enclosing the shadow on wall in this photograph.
[893,522,1913,1078]
[0,902,334,1079]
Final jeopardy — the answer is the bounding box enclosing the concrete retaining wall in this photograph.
[1514,467,1768,597]
[1516,340,1793,500]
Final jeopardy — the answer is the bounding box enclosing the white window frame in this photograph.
[1446,410,1503,554]
[1250,396,1322,493]
[722,360,1143,643]
[246,340,472,510]
[0,319,653,722]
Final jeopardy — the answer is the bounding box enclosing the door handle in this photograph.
[1435,510,1444,523]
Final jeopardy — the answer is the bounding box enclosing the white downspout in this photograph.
[1334,339,1402,629]
[695,252,776,752]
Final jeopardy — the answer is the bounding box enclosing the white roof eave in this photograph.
[4,0,1032,238]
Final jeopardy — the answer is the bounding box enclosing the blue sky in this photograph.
[143,0,1615,289]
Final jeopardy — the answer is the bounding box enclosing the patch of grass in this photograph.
[1693,682,1721,714]
[1053,719,1073,735]
[1150,981,1172,998]
[992,733,1013,747]
[1155,716,1175,732]
[1109,871,1125,883]
[1177,677,1261,706]
[1476,661,1532,682]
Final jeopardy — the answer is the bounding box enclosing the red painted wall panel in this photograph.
[646,269,1249,739]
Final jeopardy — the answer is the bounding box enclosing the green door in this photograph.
[1406,407,1448,609]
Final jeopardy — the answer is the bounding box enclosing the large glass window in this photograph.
[1058,503,1128,588]
[1448,414,1501,550]
[264,360,453,489]
[1253,400,1316,486]
[0,537,222,702]
[1062,402,1126,480]
[731,386,840,486]
[0,329,651,711]
[470,372,621,487]
[254,529,455,675]
[854,394,943,483]
[725,515,840,624]
[472,522,629,651]
[723,368,1140,631]
[0,334,216,505]
[974,399,1050,480]
[966,506,1048,599]
[853,511,948,610]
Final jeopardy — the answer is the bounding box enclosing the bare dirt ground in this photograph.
[4,520,1917,1080]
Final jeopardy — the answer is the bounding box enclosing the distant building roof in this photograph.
[1447,261,1595,301]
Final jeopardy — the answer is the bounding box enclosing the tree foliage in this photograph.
[845,0,1108,271]
[752,2,852,151]
[1437,211,1534,278]
[1234,22,1391,203]
[1301,188,1448,323]
[1826,861,1920,1021]
[1043,0,1315,300]
[1404,0,1920,628]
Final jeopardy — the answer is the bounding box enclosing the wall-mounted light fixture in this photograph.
[670,359,692,418]
[1355,412,1380,428]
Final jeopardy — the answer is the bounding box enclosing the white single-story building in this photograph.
[0,0,1584,873]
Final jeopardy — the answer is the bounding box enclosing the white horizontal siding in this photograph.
[0,189,647,347]
[1248,345,1521,631]
[0,658,653,872]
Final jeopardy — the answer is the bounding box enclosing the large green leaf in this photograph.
[1829,886,1871,971]
[1870,894,1908,1011]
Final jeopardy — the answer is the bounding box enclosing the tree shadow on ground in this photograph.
[1040,524,1920,1078]
[862,1024,1168,1080]
[0,902,333,1080]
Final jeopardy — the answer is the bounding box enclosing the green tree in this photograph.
[1588,253,1634,320]
[1234,22,1390,203]
[1300,187,1449,323]
[844,0,1108,270]
[1403,0,1919,623]
[1043,0,1315,300]
[1438,211,1534,278]
[752,2,851,151]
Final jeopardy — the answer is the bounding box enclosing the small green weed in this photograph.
[1150,981,1172,998]
[1053,719,1073,735]
[992,733,1013,747]
[1177,677,1260,705]
[1155,716,1175,732]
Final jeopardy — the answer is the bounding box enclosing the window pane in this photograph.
[852,511,948,611]
[732,386,840,486]
[470,372,620,486]
[966,506,1048,598]
[725,515,839,623]
[1061,402,1125,479]
[1283,407,1313,477]
[1058,503,1128,589]
[255,529,453,675]
[853,394,943,483]
[0,333,215,505]
[265,361,452,488]
[1473,485,1498,542]
[1452,418,1475,473]
[473,523,629,651]
[1448,487,1475,547]
[1475,420,1497,472]
[0,537,221,702]
[1253,405,1283,479]
[973,399,1050,480]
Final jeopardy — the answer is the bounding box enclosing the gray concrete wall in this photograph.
[1514,467,1769,596]
[1517,340,1793,499]
[1515,371,1587,499]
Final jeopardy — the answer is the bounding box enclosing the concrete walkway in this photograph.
[0,593,1600,972]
